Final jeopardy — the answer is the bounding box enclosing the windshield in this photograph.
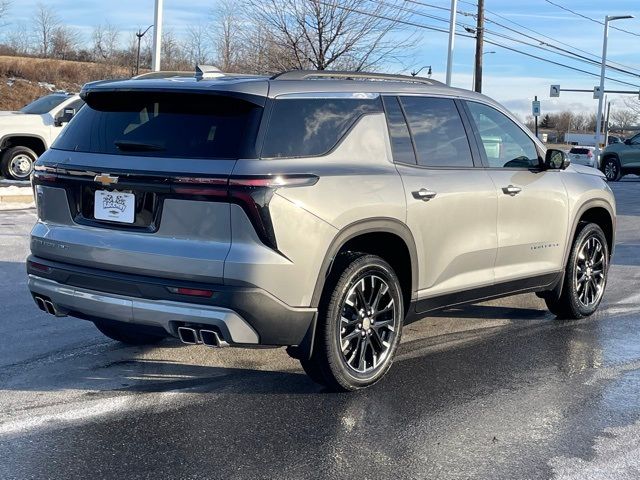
[20,94,70,114]
[53,91,263,159]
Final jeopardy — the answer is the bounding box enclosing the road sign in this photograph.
[593,86,602,99]
[550,85,560,97]
[532,100,541,117]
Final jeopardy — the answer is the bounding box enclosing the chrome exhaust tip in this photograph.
[177,326,199,345]
[200,329,229,348]
[34,296,47,312]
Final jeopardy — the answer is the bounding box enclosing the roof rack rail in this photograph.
[270,70,440,86]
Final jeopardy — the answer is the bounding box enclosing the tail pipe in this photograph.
[33,295,67,317]
[177,326,229,348]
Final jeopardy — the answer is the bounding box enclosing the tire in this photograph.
[1,146,37,180]
[601,156,621,182]
[94,320,167,346]
[545,223,609,320]
[301,252,404,391]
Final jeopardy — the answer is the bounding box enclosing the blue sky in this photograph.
[3,0,640,117]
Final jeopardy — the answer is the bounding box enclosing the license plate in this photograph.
[94,190,135,224]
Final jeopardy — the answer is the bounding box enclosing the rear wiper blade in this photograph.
[114,140,165,152]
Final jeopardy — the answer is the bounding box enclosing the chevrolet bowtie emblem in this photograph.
[94,174,119,185]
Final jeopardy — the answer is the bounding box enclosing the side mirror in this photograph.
[55,108,76,127]
[545,149,570,170]
[625,138,632,145]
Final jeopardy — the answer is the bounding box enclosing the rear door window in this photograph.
[53,92,263,159]
[399,96,474,168]
[261,96,382,158]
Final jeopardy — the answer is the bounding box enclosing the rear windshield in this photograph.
[53,92,263,159]
[261,97,382,158]
[569,148,591,154]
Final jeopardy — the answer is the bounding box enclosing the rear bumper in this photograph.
[27,256,317,347]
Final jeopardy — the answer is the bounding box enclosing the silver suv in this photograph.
[27,70,615,391]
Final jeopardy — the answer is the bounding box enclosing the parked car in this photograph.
[0,93,84,180]
[600,132,640,181]
[568,146,598,168]
[27,70,615,391]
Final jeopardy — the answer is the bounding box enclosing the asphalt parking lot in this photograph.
[1,179,640,479]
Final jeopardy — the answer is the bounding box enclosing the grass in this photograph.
[0,55,133,110]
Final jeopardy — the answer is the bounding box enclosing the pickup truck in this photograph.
[0,93,84,180]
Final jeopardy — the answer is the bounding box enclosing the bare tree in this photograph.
[245,0,416,71]
[51,25,81,60]
[610,108,639,132]
[34,3,59,57]
[210,0,240,71]
[5,21,31,55]
[185,23,210,66]
[92,23,120,62]
[0,0,11,27]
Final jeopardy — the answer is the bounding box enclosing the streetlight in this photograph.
[135,25,153,76]
[594,15,634,161]
[445,0,458,86]
[411,66,432,78]
[472,50,495,89]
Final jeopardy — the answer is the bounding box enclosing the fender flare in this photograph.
[0,133,48,152]
[310,217,419,308]
[563,199,616,268]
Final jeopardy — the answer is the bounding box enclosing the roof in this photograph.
[80,69,491,103]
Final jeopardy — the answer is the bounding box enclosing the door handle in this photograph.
[412,188,437,201]
[502,185,522,196]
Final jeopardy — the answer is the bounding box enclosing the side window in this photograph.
[630,133,640,145]
[466,101,540,168]
[382,96,415,164]
[261,97,382,158]
[399,96,474,168]
[66,99,85,112]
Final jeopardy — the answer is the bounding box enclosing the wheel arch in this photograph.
[311,218,418,314]
[0,134,48,156]
[564,200,615,267]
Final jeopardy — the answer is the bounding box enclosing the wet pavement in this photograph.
[2,180,640,479]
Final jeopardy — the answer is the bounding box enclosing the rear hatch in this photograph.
[31,86,266,283]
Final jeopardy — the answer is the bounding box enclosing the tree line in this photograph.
[525,107,639,141]
[0,0,417,76]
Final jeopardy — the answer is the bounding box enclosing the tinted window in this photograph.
[400,96,473,168]
[262,97,382,158]
[569,148,590,154]
[382,96,415,164]
[53,92,263,159]
[466,101,540,168]
[21,94,70,114]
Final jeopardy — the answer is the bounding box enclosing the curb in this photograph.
[0,194,34,204]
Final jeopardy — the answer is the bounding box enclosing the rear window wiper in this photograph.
[114,140,165,152]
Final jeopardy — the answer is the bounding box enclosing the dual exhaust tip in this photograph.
[33,295,66,317]
[177,326,229,348]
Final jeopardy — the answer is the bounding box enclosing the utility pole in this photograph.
[152,0,163,72]
[135,25,153,76]
[594,15,633,160]
[604,99,611,148]
[535,95,539,138]
[445,0,458,86]
[473,0,484,93]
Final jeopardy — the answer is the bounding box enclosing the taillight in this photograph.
[172,174,318,250]
[587,151,593,158]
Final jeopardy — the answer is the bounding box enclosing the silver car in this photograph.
[568,146,598,168]
[28,70,615,391]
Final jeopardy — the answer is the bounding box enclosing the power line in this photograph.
[373,0,640,82]
[405,0,640,76]
[544,0,640,38]
[317,0,640,88]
